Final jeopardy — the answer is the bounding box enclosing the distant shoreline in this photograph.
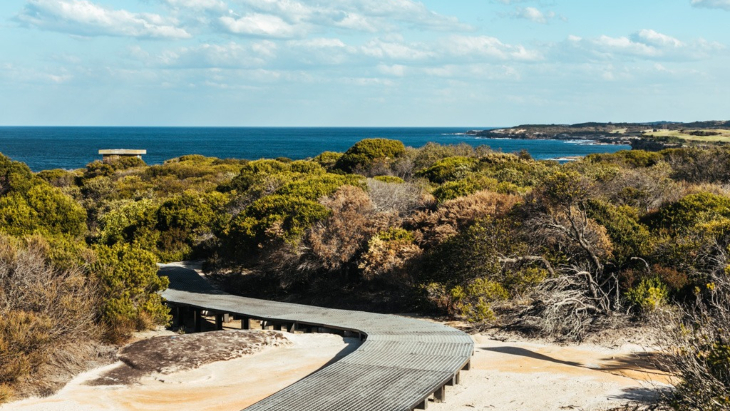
[0,127,629,172]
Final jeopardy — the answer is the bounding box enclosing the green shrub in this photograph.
[450,278,509,322]
[586,150,662,168]
[416,156,479,184]
[36,169,78,188]
[93,243,170,342]
[98,199,159,249]
[373,175,404,184]
[155,191,230,261]
[0,183,86,238]
[314,151,343,170]
[432,175,498,202]
[84,161,115,179]
[276,174,365,201]
[626,277,668,311]
[647,192,730,233]
[587,200,653,266]
[222,159,294,193]
[410,142,479,170]
[335,139,406,173]
[224,195,330,251]
[289,160,325,175]
[377,228,414,242]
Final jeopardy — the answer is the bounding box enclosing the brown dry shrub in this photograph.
[358,236,423,284]
[305,186,395,272]
[0,236,100,399]
[367,178,433,216]
[409,190,521,247]
[0,384,12,403]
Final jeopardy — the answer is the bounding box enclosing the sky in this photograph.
[0,0,728,127]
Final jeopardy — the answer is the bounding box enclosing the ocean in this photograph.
[0,127,631,172]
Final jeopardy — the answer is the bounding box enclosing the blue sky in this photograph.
[0,0,728,126]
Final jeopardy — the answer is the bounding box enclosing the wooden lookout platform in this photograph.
[99,149,146,162]
[159,264,474,411]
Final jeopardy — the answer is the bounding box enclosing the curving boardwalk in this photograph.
[160,264,473,411]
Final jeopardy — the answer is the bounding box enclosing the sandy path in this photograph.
[4,333,359,411]
[428,334,669,411]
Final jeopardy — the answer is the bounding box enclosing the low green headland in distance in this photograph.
[1,136,730,410]
[469,120,730,151]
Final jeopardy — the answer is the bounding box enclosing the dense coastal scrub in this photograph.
[2,139,730,408]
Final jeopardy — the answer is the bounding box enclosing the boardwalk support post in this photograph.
[463,360,471,371]
[434,386,446,403]
[215,314,224,330]
[194,310,203,332]
[415,399,428,409]
[287,322,297,332]
[241,317,250,330]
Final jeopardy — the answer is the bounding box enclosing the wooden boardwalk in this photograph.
[160,264,473,411]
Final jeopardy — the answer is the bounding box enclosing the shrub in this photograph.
[358,229,422,284]
[155,191,230,261]
[313,151,343,170]
[92,243,170,342]
[0,236,100,394]
[224,195,331,252]
[98,199,159,250]
[410,190,521,247]
[410,142,479,171]
[334,139,406,173]
[367,178,429,216]
[0,182,87,238]
[663,146,730,184]
[421,218,512,287]
[416,156,479,184]
[289,160,325,175]
[586,200,653,266]
[37,169,78,188]
[305,186,379,272]
[432,175,498,202]
[221,159,318,194]
[373,175,404,184]
[0,311,52,387]
[626,277,668,312]
[586,150,662,168]
[450,278,509,322]
[276,174,365,201]
[647,192,730,233]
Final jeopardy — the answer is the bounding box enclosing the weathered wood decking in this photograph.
[160,264,473,411]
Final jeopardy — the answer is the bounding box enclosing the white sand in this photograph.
[4,333,358,411]
[4,321,668,411]
[428,334,669,411]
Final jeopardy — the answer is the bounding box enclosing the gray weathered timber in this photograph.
[160,264,473,411]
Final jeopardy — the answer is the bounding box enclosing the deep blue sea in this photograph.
[0,127,631,172]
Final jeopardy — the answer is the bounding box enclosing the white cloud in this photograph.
[445,36,542,61]
[515,7,553,24]
[131,42,276,68]
[16,0,191,39]
[162,0,227,12]
[226,0,472,36]
[691,0,730,10]
[631,29,683,48]
[563,30,723,61]
[219,13,303,38]
[377,63,406,77]
[361,38,435,60]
